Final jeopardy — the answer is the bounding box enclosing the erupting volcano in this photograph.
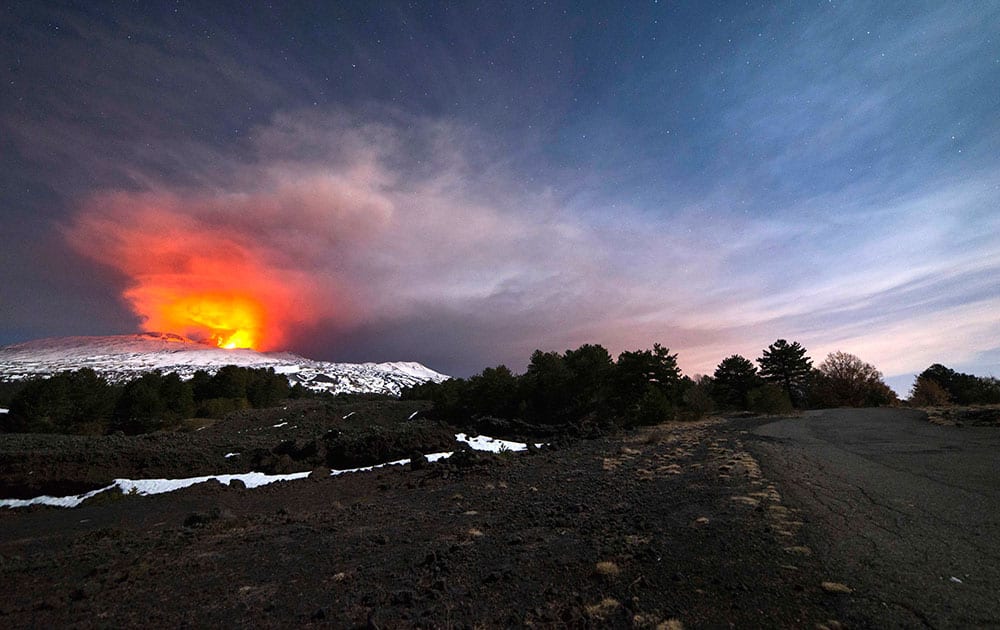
[62,190,349,351]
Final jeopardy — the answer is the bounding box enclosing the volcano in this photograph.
[0,333,449,396]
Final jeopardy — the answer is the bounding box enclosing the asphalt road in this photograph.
[748,408,1000,628]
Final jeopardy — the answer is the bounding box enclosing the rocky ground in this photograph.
[0,399,438,499]
[0,405,861,628]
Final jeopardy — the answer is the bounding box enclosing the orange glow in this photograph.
[63,191,356,351]
[161,293,265,349]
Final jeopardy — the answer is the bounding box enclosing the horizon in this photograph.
[1,2,997,398]
[0,330,965,399]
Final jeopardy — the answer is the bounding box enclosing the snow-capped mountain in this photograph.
[0,333,449,396]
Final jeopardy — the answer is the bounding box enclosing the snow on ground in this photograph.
[0,334,451,397]
[0,434,535,509]
[456,433,545,452]
[0,408,8,414]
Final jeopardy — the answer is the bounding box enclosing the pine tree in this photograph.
[757,339,813,407]
[712,355,760,410]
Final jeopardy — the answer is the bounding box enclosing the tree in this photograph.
[520,350,574,423]
[813,351,897,407]
[5,369,117,434]
[682,375,715,419]
[113,372,168,434]
[112,371,197,434]
[613,344,682,424]
[210,365,249,400]
[916,364,1000,405]
[757,339,813,407]
[712,355,761,410]
[401,342,689,430]
[466,365,520,419]
[246,368,290,408]
[160,372,195,418]
[909,375,951,406]
[562,344,615,418]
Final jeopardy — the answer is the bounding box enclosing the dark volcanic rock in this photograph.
[322,419,456,469]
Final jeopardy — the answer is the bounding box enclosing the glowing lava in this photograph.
[161,293,265,349]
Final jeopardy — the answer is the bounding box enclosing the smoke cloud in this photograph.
[61,109,1000,386]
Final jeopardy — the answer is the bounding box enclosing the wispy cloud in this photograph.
[4,2,998,385]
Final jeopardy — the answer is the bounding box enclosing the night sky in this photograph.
[2,1,998,394]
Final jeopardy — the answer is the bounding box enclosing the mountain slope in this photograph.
[0,333,449,396]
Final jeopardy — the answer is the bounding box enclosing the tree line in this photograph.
[909,363,1000,406]
[0,366,305,435]
[1,340,995,436]
[405,338,999,430]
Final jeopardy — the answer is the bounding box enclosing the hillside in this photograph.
[0,333,448,396]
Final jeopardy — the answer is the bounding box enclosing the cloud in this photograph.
[58,104,1000,380]
[59,111,651,354]
[63,159,395,348]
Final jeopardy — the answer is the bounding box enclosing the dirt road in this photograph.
[749,408,1000,628]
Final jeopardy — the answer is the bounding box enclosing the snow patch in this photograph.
[0,434,538,509]
[272,422,288,428]
[456,433,542,452]
[0,408,8,414]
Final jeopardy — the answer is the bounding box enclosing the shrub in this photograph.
[197,397,250,419]
[748,384,794,415]
[682,376,714,419]
[909,375,951,406]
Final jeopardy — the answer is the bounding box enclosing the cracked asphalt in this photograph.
[748,408,1000,628]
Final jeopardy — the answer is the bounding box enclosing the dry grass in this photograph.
[602,457,621,471]
[594,561,621,578]
[922,404,1000,427]
[730,495,760,507]
[820,581,852,594]
[642,426,672,444]
[584,597,620,619]
[632,615,685,630]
